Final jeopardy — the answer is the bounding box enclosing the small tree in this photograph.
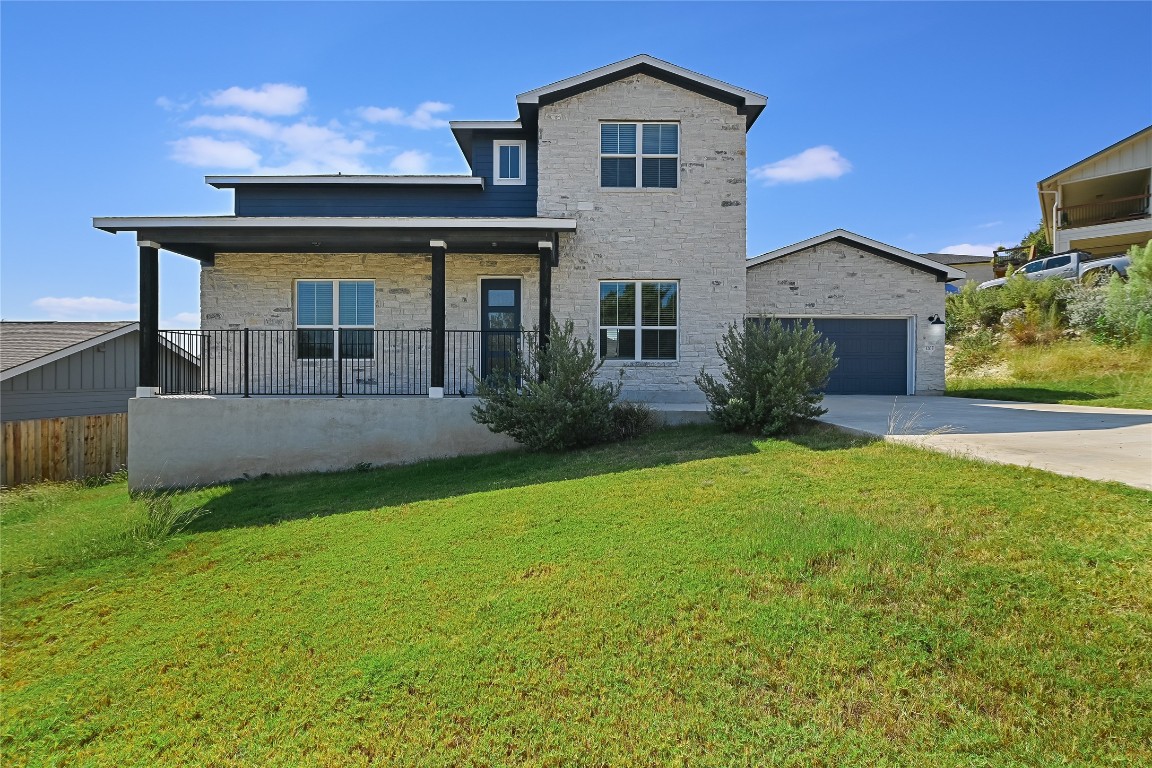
[1102,239,1152,343]
[1019,221,1053,257]
[696,318,838,436]
[471,319,625,451]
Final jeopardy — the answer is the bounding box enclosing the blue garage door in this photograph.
[780,318,909,395]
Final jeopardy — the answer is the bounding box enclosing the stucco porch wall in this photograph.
[746,242,947,393]
[127,395,519,490]
[537,74,748,404]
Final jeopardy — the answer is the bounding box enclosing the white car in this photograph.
[978,250,1130,289]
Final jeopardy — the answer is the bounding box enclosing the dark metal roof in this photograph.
[919,252,990,266]
[1,321,135,372]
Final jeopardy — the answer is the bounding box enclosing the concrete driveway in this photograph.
[818,395,1152,490]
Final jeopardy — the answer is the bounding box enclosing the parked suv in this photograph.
[978,250,1130,289]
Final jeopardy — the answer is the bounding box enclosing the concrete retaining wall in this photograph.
[127,396,518,490]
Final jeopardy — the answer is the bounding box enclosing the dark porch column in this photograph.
[138,242,160,393]
[430,240,446,397]
[538,240,553,351]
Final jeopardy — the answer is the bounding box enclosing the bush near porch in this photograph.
[3,426,1150,766]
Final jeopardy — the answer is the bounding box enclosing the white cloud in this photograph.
[171,136,262,169]
[388,150,432,174]
[976,220,1004,229]
[162,312,200,329]
[358,101,452,129]
[188,114,280,139]
[939,243,1005,258]
[205,84,308,116]
[751,145,852,185]
[32,297,138,320]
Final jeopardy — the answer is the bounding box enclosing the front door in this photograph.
[480,279,522,379]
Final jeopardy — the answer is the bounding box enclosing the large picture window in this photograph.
[600,123,679,189]
[599,280,678,361]
[296,280,375,360]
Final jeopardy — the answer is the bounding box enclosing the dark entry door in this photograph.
[480,279,521,379]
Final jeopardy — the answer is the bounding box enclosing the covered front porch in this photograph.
[94,216,577,398]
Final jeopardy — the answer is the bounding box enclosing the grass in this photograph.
[947,338,1152,409]
[2,425,1151,766]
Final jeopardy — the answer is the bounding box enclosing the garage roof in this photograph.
[747,230,966,281]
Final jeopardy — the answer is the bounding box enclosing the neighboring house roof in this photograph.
[746,230,966,281]
[1038,125,1152,186]
[1,321,137,380]
[919,252,990,266]
[517,54,768,129]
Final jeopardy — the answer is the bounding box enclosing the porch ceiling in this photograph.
[93,216,577,262]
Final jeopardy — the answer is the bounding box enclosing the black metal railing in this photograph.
[1058,194,1151,230]
[157,329,539,397]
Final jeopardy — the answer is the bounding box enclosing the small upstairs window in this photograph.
[600,123,679,189]
[493,140,526,185]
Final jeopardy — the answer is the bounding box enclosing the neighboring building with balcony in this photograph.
[1038,126,1152,256]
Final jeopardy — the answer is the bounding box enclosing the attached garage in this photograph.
[746,230,964,394]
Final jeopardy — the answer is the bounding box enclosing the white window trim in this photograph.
[599,122,680,190]
[294,278,376,360]
[493,140,526,186]
[598,279,680,362]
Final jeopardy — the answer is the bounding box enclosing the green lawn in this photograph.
[3,426,1151,766]
[947,339,1152,409]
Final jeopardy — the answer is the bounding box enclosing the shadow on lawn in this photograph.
[946,386,1115,404]
[184,423,873,534]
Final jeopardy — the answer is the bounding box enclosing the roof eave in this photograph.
[515,54,767,130]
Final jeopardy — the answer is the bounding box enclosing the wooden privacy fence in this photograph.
[1,413,129,487]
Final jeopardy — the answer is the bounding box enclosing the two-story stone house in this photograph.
[95,55,958,488]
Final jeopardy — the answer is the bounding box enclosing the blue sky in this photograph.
[2,1,1150,327]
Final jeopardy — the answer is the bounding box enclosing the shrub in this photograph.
[696,318,837,436]
[1063,281,1109,336]
[471,319,624,451]
[945,275,1068,340]
[950,327,1000,373]
[1001,300,1063,346]
[1100,240,1152,344]
[610,400,657,441]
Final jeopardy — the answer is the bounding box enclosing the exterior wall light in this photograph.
[928,314,945,325]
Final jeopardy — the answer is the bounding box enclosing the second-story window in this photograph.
[600,123,679,189]
[493,140,526,185]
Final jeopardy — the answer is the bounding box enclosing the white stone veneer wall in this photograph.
[537,74,748,403]
[745,242,947,393]
[198,252,539,395]
[201,252,538,331]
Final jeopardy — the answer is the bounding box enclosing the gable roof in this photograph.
[516,54,767,129]
[1,321,138,380]
[1038,125,1152,186]
[746,230,966,281]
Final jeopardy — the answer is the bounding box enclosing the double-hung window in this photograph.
[493,140,526,185]
[296,280,375,360]
[600,123,679,189]
[599,280,678,361]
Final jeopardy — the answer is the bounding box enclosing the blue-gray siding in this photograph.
[1,332,198,421]
[233,133,537,218]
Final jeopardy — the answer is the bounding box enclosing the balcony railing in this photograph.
[1057,194,1151,230]
[157,329,539,397]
